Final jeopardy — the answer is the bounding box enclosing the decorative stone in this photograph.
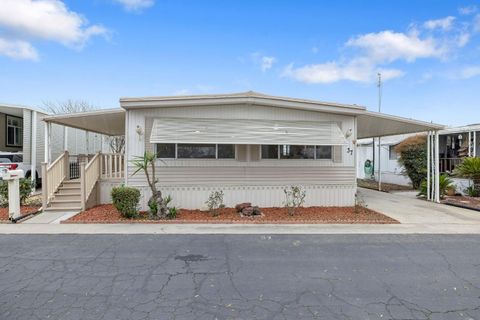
[241,206,254,216]
[235,202,252,213]
[252,206,261,216]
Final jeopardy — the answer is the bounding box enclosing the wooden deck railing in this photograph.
[101,153,124,179]
[80,152,101,211]
[440,158,463,173]
[42,151,69,208]
[42,151,124,211]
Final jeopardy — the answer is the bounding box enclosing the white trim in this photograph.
[435,131,440,203]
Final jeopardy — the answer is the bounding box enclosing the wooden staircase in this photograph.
[42,151,124,212]
[44,180,82,211]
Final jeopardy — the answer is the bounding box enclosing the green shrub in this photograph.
[465,185,479,197]
[455,157,480,195]
[111,185,140,218]
[418,174,454,199]
[0,178,34,207]
[395,135,427,189]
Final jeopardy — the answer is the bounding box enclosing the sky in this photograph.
[1,0,480,126]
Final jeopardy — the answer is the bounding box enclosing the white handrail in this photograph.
[81,152,101,210]
[101,153,124,179]
[42,151,69,208]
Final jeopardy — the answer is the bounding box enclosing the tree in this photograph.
[108,136,125,154]
[131,151,168,219]
[455,157,480,195]
[394,135,427,189]
[42,99,96,114]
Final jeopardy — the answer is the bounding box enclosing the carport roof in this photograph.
[42,92,444,138]
[42,108,126,136]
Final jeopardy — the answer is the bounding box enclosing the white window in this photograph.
[389,145,399,160]
[155,144,235,159]
[261,145,333,160]
[6,116,23,147]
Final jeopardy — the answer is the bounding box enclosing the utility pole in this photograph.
[377,73,382,191]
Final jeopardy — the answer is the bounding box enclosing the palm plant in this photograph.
[454,157,480,196]
[131,151,168,219]
[418,174,454,199]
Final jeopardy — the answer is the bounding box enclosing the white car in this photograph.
[0,152,40,186]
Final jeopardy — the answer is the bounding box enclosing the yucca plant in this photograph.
[131,151,168,219]
[454,157,480,196]
[418,174,454,199]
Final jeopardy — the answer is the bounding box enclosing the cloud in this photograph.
[282,58,404,84]
[0,0,107,60]
[114,0,154,12]
[459,65,480,79]
[346,30,440,62]
[0,38,39,61]
[459,6,477,15]
[424,16,456,31]
[261,56,276,71]
[250,52,276,72]
[284,10,479,85]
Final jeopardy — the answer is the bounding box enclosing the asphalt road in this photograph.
[0,235,479,320]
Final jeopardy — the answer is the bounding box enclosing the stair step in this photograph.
[53,193,81,201]
[45,206,82,212]
[50,199,81,206]
[56,189,80,195]
[63,180,80,184]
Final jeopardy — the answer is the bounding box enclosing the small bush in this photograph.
[111,185,140,218]
[465,185,479,197]
[418,174,454,199]
[284,185,306,216]
[0,178,34,207]
[167,207,178,219]
[395,135,427,189]
[354,192,368,213]
[205,190,225,217]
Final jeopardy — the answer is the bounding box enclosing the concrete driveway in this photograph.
[359,187,480,225]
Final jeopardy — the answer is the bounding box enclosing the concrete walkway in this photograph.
[0,188,478,234]
[358,187,480,224]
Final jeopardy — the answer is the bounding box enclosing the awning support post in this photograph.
[468,131,472,157]
[427,131,431,201]
[378,137,382,191]
[435,131,440,203]
[31,110,37,191]
[474,131,477,157]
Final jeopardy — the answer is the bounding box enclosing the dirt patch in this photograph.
[357,179,413,192]
[442,196,480,211]
[63,204,399,224]
[0,206,41,222]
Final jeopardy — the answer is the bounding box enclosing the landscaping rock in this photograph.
[241,206,254,216]
[252,206,262,216]
[235,202,252,213]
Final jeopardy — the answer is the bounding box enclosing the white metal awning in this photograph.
[150,118,348,145]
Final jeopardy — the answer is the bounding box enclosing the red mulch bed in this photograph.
[0,206,41,222]
[442,196,480,211]
[63,204,399,224]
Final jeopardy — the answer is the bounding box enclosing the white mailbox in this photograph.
[3,169,24,221]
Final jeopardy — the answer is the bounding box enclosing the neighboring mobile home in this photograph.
[357,125,480,193]
[0,103,109,186]
[41,92,444,211]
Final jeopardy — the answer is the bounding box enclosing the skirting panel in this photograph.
[131,184,356,210]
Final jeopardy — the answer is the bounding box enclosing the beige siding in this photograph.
[128,165,355,187]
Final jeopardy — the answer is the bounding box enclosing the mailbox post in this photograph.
[3,169,24,221]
